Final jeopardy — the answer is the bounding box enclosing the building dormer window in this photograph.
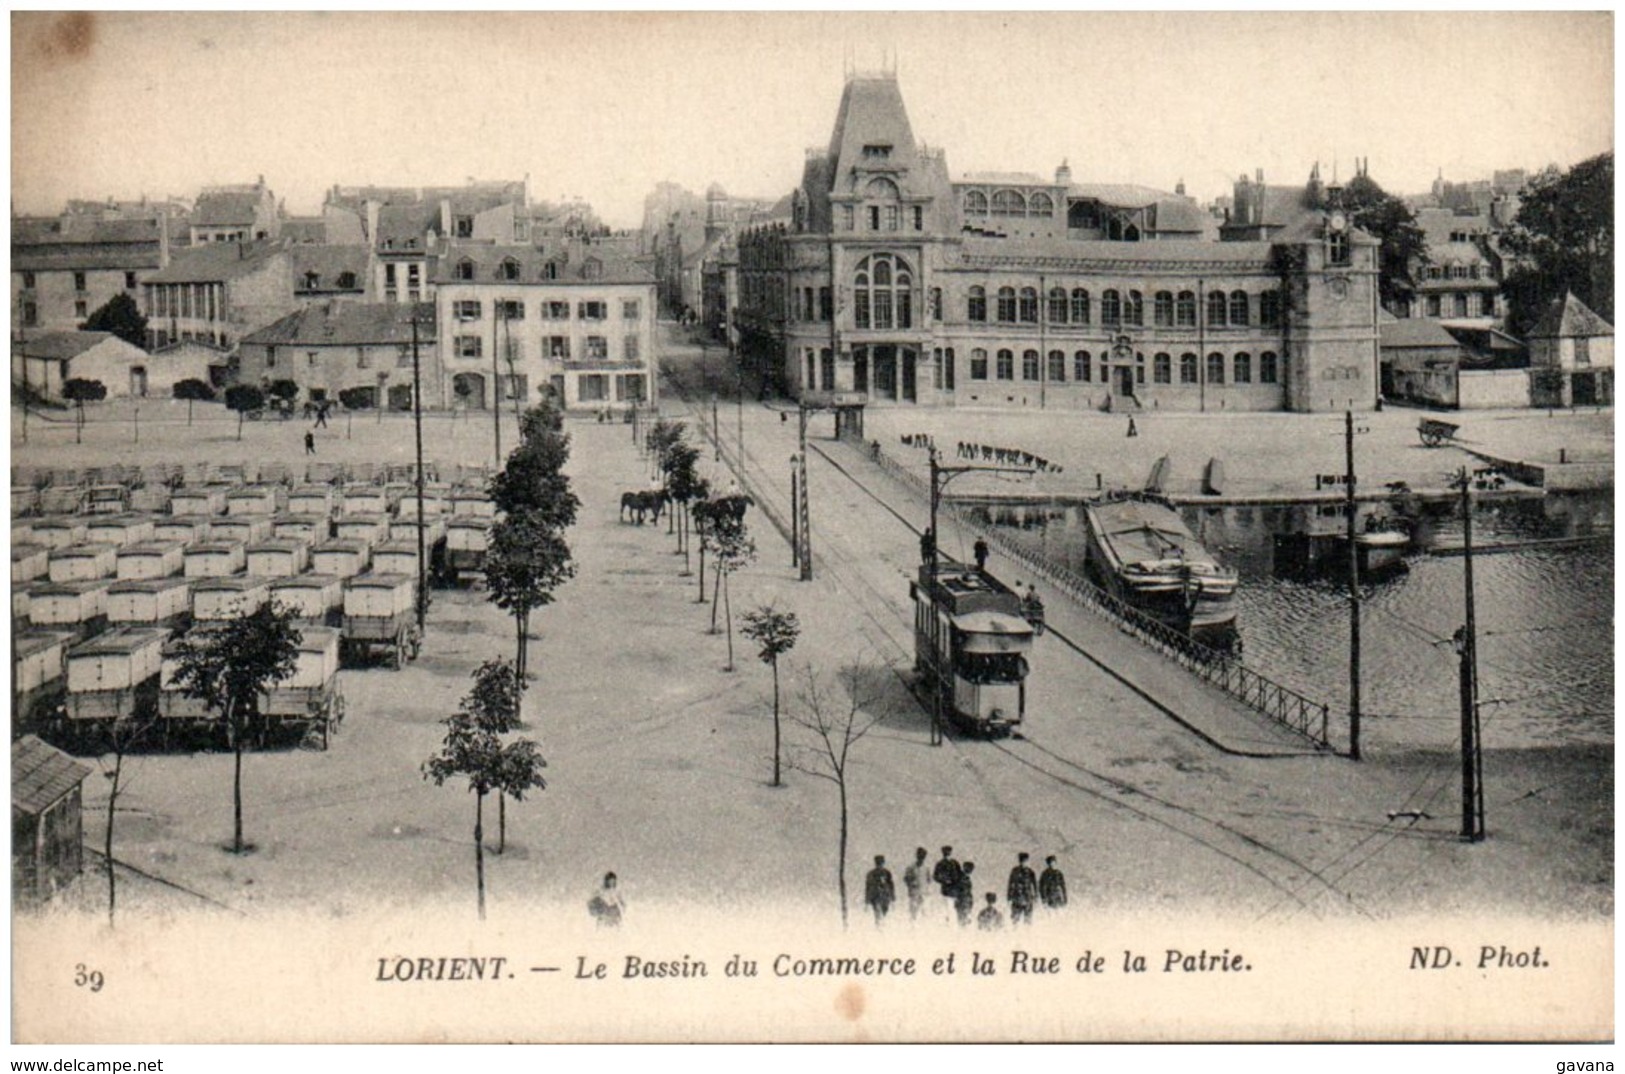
[862,144,892,160]
[454,216,474,238]
[456,259,474,281]
[303,272,321,290]
[499,259,521,281]
[337,272,357,290]
[582,258,603,280]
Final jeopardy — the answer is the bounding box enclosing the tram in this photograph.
[910,560,1034,737]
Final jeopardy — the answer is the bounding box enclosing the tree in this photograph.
[1341,173,1429,310]
[338,386,374,410]
[714,523,756,672]
[80,293,148,349]
[488,435,580,532]
[171,378,215,425]
[224,384,264,441]
[485,512,576,679]
[1501,152,1614,335]
[423,660,547,919]
[169,604,302,854]
[666,443,703,569]
[98,710,158,927]
[266,378,300,404]
[61,377,106,444]
[741,605,800,787]
[788,664,885,928]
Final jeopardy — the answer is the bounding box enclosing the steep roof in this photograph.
[1527,292,1613,339]
[12,735,92,814]
[291,245,370,291]
[241,302,435,348]
[12,216,166,271]
[376,202,442,250]
[825,74,916,179]
[144,240,284,284]
[12,331,127,362]
[192,189,264,227]
[282,218,327,244]
[433,244,653,285]
[1379,318,1461,349]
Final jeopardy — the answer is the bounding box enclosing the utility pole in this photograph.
[1346,410,1362,761]
[490,299,501,471]
[797,405,811,581]
[410,311,429,633]
[790,455,800,569]
[712,392,720,460]
[1456,467,1485,841]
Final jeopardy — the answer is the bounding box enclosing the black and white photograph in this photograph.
[7,11,1614,1048]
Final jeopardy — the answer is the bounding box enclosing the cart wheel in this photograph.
[391,632,404,670]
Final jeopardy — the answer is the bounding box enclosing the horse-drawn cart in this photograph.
[63,627,166,745]
[1418,418,1460,448]
[443,519,489,583]
[258,627,344,749]
[341,573,421,668]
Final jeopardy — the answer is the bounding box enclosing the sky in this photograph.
[10,11,1615,230]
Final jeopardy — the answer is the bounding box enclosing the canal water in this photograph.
[982,493,1614,751]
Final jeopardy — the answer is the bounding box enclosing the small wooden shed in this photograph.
[13,735,93,905]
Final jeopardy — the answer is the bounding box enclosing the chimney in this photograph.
[365,199,380,247]
[1055,159,1072,186]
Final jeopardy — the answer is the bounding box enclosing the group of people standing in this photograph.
[865,847,1067,929]
[954,441,1064,475]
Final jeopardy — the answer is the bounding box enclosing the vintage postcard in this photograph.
[8,11,1613,1045]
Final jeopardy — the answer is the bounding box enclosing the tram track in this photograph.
[659,349,1370,918]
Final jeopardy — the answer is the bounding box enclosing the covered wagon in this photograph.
[310,539,372,579]
[13,631,74,736]
[272,512,331,543]
[444,518,490,581]
[341,573,421,668]
[449,489,496,520]
[190,577,271,622]
[106,578,193,628]
[47,543,119,584]
[286,485,336,518]
[83,484,130,515]
[268,573,344,626]
[334,513,391,547]
[153,517,209,545]
[226,486,281,517]
[258,627,344,749]
[246,538,312,578]
[12,543,50,585]
[63,627,165,740]
[169,487,228,517]
[395,484,451,523]
[27,581,114,637]
[115,541,186,581]
[209,516,274,545]
[85,514,156,548]
[183,540,247,578]
[29,518,89,550]
[12,486,40,517]
[339,484,388,516]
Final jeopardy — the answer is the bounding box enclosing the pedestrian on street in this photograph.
[903,847,928,921]
[920,527,936,564]
[304,430,316,455]
[953,862,976,926]
[974,538,990,572]
[864,855,895,926]
[588,871,625,927]
[977,892,1004,931]
[1127,416,1138,438]
[1040,855,1068,911]
[1007,852,1038,926]
[314,402,329,428]
[932,845,962,898]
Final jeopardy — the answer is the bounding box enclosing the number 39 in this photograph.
[74,964,104,993]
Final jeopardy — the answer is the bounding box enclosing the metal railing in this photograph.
[868,445,1332,750]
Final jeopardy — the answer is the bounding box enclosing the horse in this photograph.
[692,492,753,535]
[619,490,668,525]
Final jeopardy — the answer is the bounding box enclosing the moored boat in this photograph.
[1082,492,1239,636]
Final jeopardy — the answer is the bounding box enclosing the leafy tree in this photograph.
[788,663,886,928]
[80,293,148,349]
[338,386,374,410]
[1501,152,1614,334]
[713,522,756,672]
[61,377,106,443]
[171,377,215,425]
[98,710,158,927]
[169,604,302,854]
[224,384,264,441]
[1341,173,1429,309]
[666,442,703,567]
[267,378,300,403]
[485,512,576,679]
[741,606,800,787]
[423,660,547,919]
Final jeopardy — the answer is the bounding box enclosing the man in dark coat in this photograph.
[1007,851,1038,926]
[864,855,895,926]
[973,538,990,572]
[931,846,961,898]
[952,861,976,926]
[1040,855,1068,911]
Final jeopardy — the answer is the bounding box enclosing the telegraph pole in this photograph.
[1346,410,1362,760]
[797,405,811,581]
[490,300,502,470]
[410,310,429,632]
[1456,467,1485,841]
[790,456,800,569]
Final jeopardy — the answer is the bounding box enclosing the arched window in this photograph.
[1233,352,1252,383]
[1207,290,1228,327]
[1048,287,1068,323]
[1153,352,1172,384]
[970,348,989,380]
[1018,287,1039,323]
[1180,353,1198,384]
[1207,352,1226,385]
[865,178,902,232]
[1154,291,1174,327]
[963,191,988,216]
[1259,351,1278,384]
[852,253,914,330]
[1074,350,1092,382]
[456,259,474,281]
[1022,350,1040,381]
[1176,291,1196,326]
[1229,291,1250,326]
[968,286,987,322]
[1101,289,1122,327]
[499,258,521,281]
[1125,290,1144,327]
[866,177,899,199]
[991,190,1026,217]
[996,287,1017,323]
[996,349,1015,380]
[1259,290,1281,328]
[1070,289,1090,325]
[1048,349,1066,381]
[1029,192,1054,217]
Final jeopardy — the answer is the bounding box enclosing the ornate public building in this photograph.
[733,72,1381,412]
